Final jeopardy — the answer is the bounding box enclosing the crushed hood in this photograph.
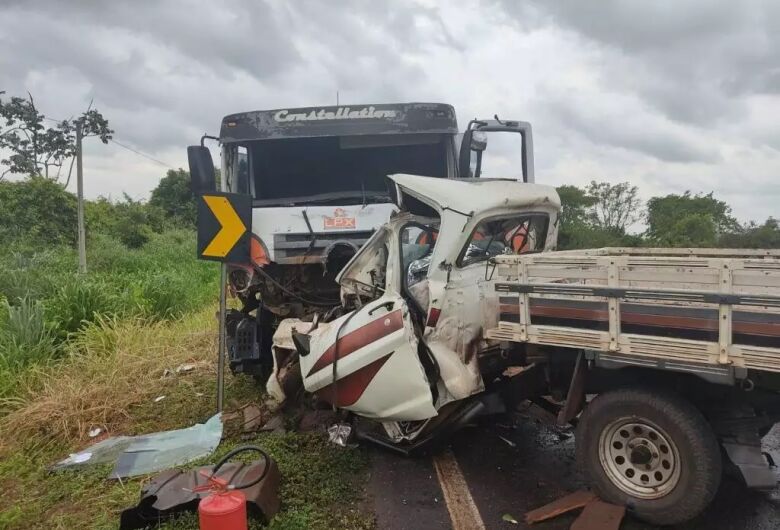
[388,174,560,216]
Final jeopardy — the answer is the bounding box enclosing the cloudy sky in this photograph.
[1,0,778,222]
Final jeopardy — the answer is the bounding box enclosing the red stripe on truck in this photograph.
[307,309,404,377]
[315,353,392,407]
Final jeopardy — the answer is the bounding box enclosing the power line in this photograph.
[108,138,176,169]
[42,116,177,169]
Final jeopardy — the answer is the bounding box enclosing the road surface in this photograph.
[367,406,780,529]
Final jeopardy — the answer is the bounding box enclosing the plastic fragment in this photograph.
[327,423,352,447]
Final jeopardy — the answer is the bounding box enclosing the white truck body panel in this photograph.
[252,202,397,263]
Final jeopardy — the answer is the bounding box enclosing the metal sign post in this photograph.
[196,192,252,413]
[217,263,228,412]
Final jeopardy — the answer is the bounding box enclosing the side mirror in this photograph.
[470,130,488,151]
[187,145,216,194]
[458,129,487,179]
[458,129,474,178]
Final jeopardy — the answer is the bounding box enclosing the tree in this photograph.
[556,185,595,249]
[646,192,738,246]
[556,182,644,250]
[0,91,113,180]
[0,176,77,245]
[586,181,642,234]
[720,218,780,249]
[149,169,196,225]
[85,194,166,249]
[556,185,595,228]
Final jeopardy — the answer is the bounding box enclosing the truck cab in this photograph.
[269,175,561,429]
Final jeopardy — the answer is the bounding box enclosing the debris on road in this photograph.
[119,450,280,529]
[175,362,196,374]
[327,422,352,447]
[242,403,264,432]
[525,490,626,529]
[524,490,596,524]
[498,435,517,448]
[260,414,286,433]
[570,499,625,530]
[53,414,223,479]
[502,513,519,524]
[298,409,339,432]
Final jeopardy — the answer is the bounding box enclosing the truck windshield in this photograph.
[248,134,449,206]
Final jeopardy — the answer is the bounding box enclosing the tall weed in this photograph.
[0,229,218,401]
[0,298,58,397]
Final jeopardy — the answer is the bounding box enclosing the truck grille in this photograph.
[273,231,374,264]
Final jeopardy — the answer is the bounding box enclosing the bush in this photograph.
[0,176,78,246]
[46,279,123,336]
[0,228,218,391]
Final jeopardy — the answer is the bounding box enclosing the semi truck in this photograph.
[187,102,534,377]
[265,174,780,525]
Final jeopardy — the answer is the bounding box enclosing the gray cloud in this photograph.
[0,0,777,223]
[495,0,780,128]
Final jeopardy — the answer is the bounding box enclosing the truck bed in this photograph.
[485,248,780,377]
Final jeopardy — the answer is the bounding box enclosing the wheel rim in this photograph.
[598,417,681,499]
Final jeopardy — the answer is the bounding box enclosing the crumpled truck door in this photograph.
[300,294,437,422]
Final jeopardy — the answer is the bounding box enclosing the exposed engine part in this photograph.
[225,308,274,381]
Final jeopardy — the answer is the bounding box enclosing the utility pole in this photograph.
[76,123,87,274]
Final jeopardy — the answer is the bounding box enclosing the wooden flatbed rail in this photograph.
[486,248,780,374]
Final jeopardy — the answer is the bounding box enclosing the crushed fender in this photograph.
[52,414,223,479]
[119,457,280,529]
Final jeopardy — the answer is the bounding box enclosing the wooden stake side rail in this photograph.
[485,248,780,374]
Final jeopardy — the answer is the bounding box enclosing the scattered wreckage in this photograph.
[186,103,780,525]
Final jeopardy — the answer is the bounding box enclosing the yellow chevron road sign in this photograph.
[197,192,251,262]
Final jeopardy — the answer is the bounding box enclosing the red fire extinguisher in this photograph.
[195,445,270,530]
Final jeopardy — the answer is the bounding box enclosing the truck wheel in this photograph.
[576,387,721,526]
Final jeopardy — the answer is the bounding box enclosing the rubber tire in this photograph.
[576,387,722,526]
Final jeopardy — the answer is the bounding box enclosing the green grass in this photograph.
[0,312,372,530]
[0,229,372,529]
[0,230,218,398]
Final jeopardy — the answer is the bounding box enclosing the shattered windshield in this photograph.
[400,223,439,310]
[248,134,449,206]
[459,214,549,266]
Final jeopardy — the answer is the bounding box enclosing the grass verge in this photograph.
[0,309,373,530]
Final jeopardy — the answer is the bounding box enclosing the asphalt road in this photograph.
[368,407,780,530]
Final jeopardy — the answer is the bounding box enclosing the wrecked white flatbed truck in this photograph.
[187,102,534,379]
[268,174,780,526]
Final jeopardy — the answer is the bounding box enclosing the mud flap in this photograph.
[722,440,777,489]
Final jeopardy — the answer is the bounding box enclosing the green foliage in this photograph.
[586,181,642,233]
[150,168,196,226]
[556,183,777,250]
[720,217,780,249]
[646,192,738,246]
[0,176,78,245]
[0,297,57,369]
[556,182,644,250]
[0,230,218,388]
[85,194,166,248]
[0,91,112,180]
